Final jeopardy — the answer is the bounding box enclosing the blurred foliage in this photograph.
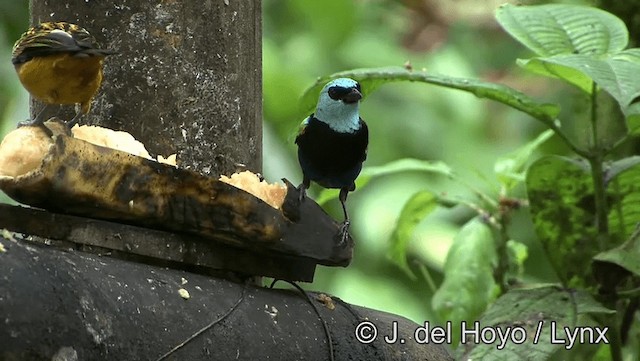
[266,1,640,360]
[263,0,565,327]
[0,2,28,204]
[0,2,28,135]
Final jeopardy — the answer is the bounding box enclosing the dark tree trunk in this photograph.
[29,0,262,175]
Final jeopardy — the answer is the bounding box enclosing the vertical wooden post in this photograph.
[29,0,262,175]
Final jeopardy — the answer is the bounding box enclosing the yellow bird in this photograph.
[12,22,116,128]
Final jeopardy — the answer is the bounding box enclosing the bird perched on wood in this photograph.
[11,21,116,129]
[295,78,369,244]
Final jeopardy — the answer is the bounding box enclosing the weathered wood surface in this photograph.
[0,237,453,361]
[0,203,317,281]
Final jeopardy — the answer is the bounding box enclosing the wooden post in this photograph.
[29,0,262,175]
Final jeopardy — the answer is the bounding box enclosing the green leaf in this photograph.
[613,48,640,64]
[626,102,640,134]
[518,54,640,113]
[497,4,640,117]
[571,289,617,315]
[527,155,638,287]
[387,191,438,278]
[495,4,628,57]
[315,158,452,205]
[506,240,528,279]
[525,155,596,287]
[358,158,453,185]
[461,286,613,360]
[299,67,560,127]
[604,156,640,183]
[494,129,554,190]
[593,225,640,278]
[432,218,499,346]
[605,159,640,243]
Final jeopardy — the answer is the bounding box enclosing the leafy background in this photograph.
[0,0,632,356]
[261,0,569,324]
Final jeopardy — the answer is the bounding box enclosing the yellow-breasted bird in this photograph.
[12,21,116,128]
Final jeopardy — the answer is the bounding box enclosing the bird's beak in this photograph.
[342,88,362,104]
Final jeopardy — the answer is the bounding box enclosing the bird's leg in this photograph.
[338,187,350,245]
[17,104,55,136]
[18,104,54,127]
[66,109,83,129]
[298,177,310,203]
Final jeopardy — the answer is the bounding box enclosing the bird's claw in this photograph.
[338,220,351,246]
[17,118,53,137]
[66,112,82,129]
[298,185,307,203]
[17,117,44,127]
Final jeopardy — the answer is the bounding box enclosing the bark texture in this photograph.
[29,0,262,175]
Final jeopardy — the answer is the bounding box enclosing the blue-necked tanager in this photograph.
[295,78,368,243]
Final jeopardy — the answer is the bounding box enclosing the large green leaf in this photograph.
[518,52,640,114]
[299,67,560,127]
[527,155,637,287]
[461,286,613,360]
[387,191,438,278]
[526,156,596,287]
[432,218,499,346]
[497,4,640,122]
[593,224,640,278]
[495,4,628,57]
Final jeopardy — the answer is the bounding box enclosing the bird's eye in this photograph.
[328,86,350,100]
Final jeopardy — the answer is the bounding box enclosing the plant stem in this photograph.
[335,68,591,157]
[605,313,623,361]
[548,118,591,158]
[589,156,609,249]
[494,216,511,293]
[591,311,622,361]
[417,262,438,294]
[587,81,609,247]
[587,82,621,361]
[591,81,599,153]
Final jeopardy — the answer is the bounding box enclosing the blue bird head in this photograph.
[314,78,362,133]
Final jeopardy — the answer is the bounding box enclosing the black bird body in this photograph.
[296,115,368,191]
